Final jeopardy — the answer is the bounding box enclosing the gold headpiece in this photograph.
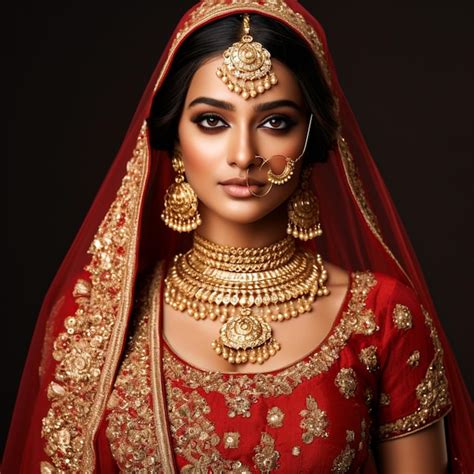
[216,14,278,100]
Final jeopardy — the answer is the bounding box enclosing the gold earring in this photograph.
[287,167,323,241]
[161,150,201,232]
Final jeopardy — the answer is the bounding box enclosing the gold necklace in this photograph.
[165,234,330,365]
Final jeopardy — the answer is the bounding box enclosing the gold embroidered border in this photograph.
[378,306,451,440]
[337,136,414,287]
[150,264,178,473]
[163,272,378,417]
[41,122,150,473]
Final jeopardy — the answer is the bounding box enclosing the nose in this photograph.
[226,126,259,171]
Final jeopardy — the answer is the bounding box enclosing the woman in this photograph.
[3,1,473,472]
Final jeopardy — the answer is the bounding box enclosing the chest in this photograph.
[162,278,349,374]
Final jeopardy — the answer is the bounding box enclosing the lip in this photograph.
[220,177,265,186]
[219,177,265,198]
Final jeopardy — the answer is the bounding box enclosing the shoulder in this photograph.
[351,270,422,315]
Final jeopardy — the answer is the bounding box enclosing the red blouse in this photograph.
[103,270,451,473]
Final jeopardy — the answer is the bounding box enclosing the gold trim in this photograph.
[377,408,451,442]
[338,136,414,287]
[150,263,178,473]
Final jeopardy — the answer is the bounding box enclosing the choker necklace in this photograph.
[165,234,330,365]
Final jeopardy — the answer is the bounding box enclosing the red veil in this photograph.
[3,1,473,472]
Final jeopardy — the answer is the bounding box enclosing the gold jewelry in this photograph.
[161,150,201,232]
[216,14,278,100]
[287,167,323,241]
[165,234,330,365]
[266,114,314,185]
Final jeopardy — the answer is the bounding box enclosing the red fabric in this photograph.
[102,270,453,472]
[3,1,473,472]
[163,272,453,472]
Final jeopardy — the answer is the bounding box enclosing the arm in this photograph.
[375,418,448,474]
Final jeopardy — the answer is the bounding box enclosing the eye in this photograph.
[260,115,295,131]
[193,113,228,130]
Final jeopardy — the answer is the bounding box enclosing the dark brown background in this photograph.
[5,1,473,457]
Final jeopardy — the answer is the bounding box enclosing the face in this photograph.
[177,55,310,225]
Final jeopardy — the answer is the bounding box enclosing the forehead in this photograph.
[183,56,305,108]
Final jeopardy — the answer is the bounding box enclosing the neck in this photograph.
[196,203,288,248]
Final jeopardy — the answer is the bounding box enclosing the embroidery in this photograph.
[392,303,413,330]
[346,430,355,442]
[41,124,148,472]
[407,350,421,367]
[331,444,356,473]
[267,407,285,428]
[164,272,377,418]
[379,307,451,439]
[379,393,391,406]
[364,388,374,411]
[105,281,160,472]
[224,432,241,449]
[335,368,358,399]
[292,446,301,456]
[300,395,329,443]
[253,432,280,474]
[358,346,378,372]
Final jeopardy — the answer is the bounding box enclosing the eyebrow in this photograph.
[188,96,301,112]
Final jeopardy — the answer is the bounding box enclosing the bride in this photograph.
[3,1,472,473]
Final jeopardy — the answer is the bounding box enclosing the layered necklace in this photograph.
[164,234,330,365]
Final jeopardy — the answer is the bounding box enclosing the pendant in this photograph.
[211,308,281,364]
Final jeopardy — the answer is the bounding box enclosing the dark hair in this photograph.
[148,14,338,163]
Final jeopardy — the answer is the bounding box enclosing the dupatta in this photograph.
[3,1,473,472]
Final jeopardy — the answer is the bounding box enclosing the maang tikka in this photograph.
[287,167,323,241]
[216,14,278,99]
[161,150,201,232]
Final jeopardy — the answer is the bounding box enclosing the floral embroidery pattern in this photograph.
[379,307,451,439]
[299,395,329,443]
[105,295,160,472]
[407,350,421,367]
[358,346,378,372]
[331,430,358,473]
[267,407,285,428]
[335,368,358,399]
[253,432,280,473]
[392,303,413,330]
[224,432,240,449]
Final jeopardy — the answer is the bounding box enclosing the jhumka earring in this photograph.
[161,150,201,232]
[216,14,278,100]
[287,167,323,241]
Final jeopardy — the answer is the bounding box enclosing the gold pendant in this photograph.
[211,309,281,364]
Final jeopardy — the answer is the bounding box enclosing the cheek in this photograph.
[178,123,225,185]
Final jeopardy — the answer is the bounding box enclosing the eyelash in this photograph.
[192,113,296,132]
